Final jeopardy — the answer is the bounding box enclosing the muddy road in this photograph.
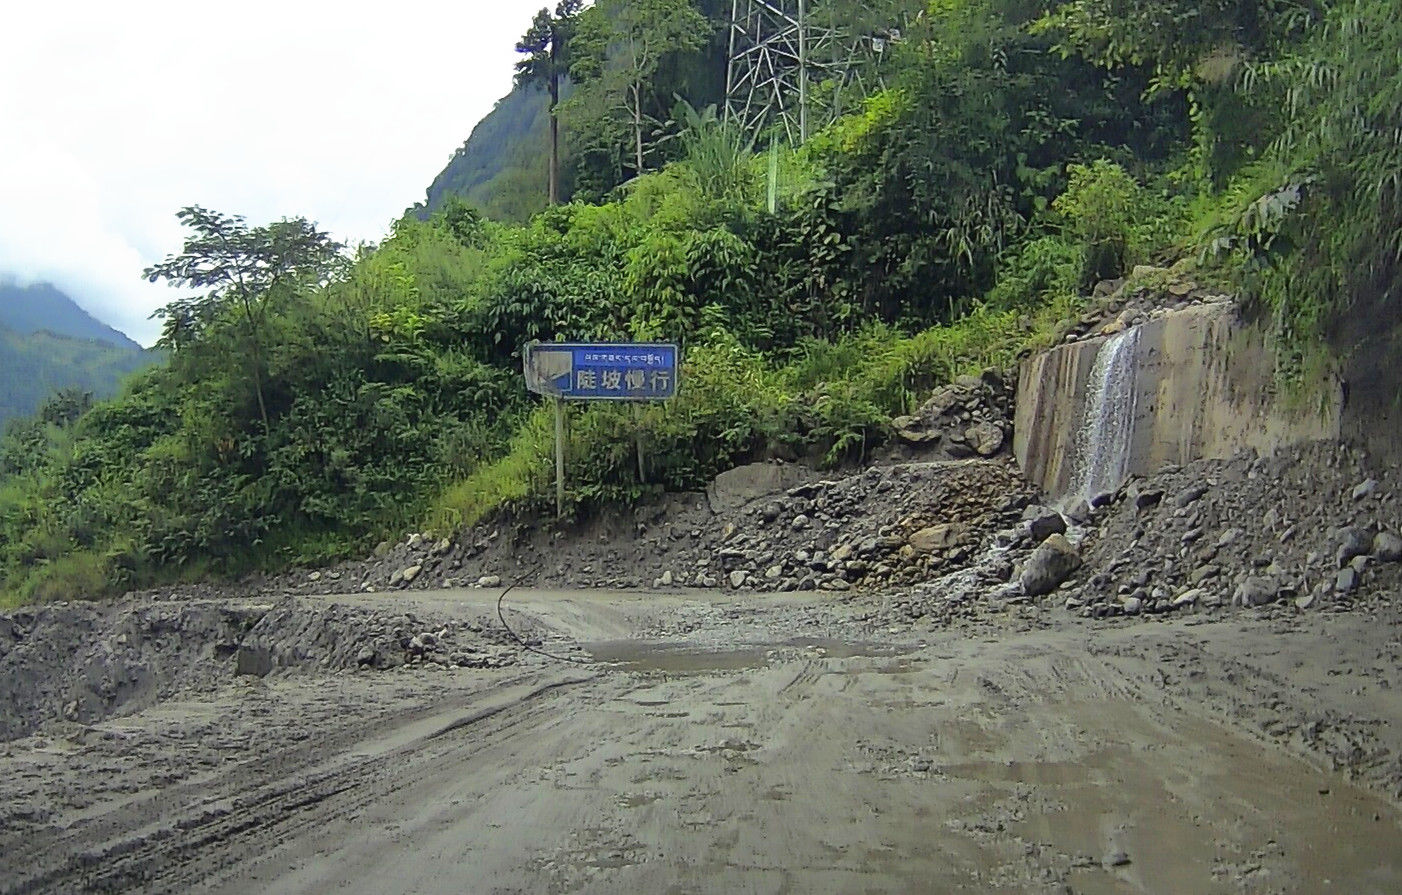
[4,588,1402,894]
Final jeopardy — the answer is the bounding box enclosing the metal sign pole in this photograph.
[554,397,566,519]
[634,403,646,484]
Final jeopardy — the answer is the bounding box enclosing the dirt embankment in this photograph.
[0,596,532,741]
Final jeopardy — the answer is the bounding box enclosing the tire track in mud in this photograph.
[1085,622,1402,801]
[1,674,597,895]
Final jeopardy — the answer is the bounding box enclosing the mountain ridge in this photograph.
[0,281,141,350]
[0,281,153,425]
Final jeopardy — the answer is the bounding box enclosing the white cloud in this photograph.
[0,0,538,346]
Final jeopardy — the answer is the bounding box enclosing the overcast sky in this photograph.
[0,1,538,346]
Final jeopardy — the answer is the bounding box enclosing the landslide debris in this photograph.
[0,596,523,741]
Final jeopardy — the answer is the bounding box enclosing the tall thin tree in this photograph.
[516,1,584,206]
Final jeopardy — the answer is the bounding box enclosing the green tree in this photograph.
[570,0,712,177]
[145,206,346,432]
[516,1,584,206]
[38,388,93,428]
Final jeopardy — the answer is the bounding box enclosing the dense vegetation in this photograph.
[0,283,153,425]
[2,0,1396,605]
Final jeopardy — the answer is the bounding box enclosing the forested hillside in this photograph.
[419,0,730,220]
[0,282,142,349]
[419,85,555,222]
[0,282,153,425]
[1,0,1397,605]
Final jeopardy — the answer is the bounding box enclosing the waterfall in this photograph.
[1071,326,1142,500]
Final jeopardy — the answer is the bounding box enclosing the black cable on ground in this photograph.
[496,581,602,667]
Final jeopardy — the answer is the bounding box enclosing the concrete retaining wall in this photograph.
[1013,302,1343,499]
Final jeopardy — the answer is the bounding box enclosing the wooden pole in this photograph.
[555,397,566,519]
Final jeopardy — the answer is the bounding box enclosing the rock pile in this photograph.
[886,370,1015,462]
[1050,266,1235,349]
[702,459,1035,593]
[1062,443,1402,619]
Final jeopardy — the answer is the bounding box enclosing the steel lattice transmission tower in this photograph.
[725,0,890,145]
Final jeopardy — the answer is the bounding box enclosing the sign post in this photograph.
[554,397,566,519]
[524,342,680,518]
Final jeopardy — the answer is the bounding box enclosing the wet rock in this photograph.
[1134,490,1164,511]
[1020,534,1082,596]
[1066,499,1093,524]
[1028,512,1068,544]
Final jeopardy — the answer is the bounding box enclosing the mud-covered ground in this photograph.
[2,586,1402,894]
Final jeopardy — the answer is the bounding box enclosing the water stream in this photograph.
[1070,326,1142,500]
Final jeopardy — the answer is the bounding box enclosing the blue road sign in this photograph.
[524,342,679,401]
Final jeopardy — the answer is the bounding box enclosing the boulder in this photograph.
[918,386,963,420]
[892,416,940,446]
[966,422,1005,457]
[1065,499,1093,524]
[908,524,965,555]
[235,645,274,677]
[1335,567,1359,593]
[1233,577,1278,608]
[707,462,815,514]
[728,570,750,589]
[1133,490,1164,511]
[1171,589,1203,609]
[1020,534,1082,596]
[1352,478,1380,501]
[1174,484,1209,508]
[1027,512,1067,544]
[1335,526,1374,567]
[1372,531,1402,563]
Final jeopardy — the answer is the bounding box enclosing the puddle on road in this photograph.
[584,641,771,673]
[584,637,916,674]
